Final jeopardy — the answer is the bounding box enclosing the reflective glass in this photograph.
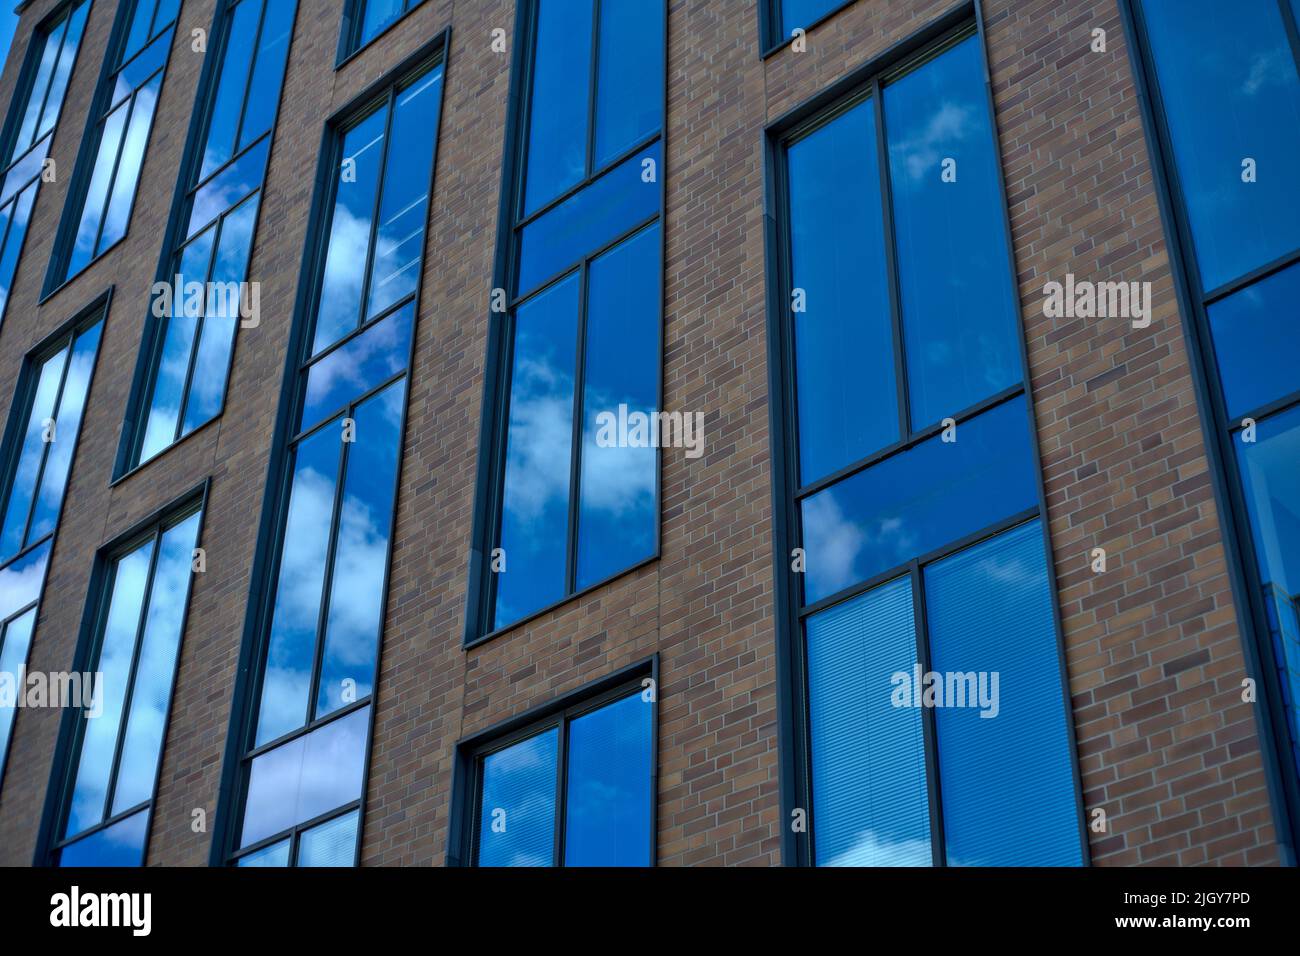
[885,36,1020,430]
[298,809,359,867]
[0,539,50,622]
[98,73,162,253]
[925,520,1082,866]
[1,344,70,558]
[787,97,896,483]
[564,692,653,866]
[1236,406,1300,774]
[241,705,369,848]
[198,0,260,179]
[1142,0,1300,290]
[238,0,295,152]
[807,576,931,866]
[517,142,660,296]
[495,274,580,629]
[0,608,36,780]
[237,838,290,866]
[66,101,128,276]
[576,224,658,590]
[303,304,413,431]
[800,396,1037,604]
[187,137,269,238]
[593,0,664,168]
[1208,261,1300,420]
[522,0,593,214]
[57,809,148,867]
[780,0,845,36]
[359,0,408,49]
[477,727,558,866]
[0,184,37,322]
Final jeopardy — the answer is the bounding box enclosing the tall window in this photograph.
[128,0,296,468]
[46,500,204,866]
[769,29,1084,866]
[471,0,665,639]
[762,0,850,52]
[1130,0,1300,792]
[452,670,655,867]
[0,302,105,785]
[48,0,180,287]
[0,0,90,324]
[340,0,426,58]
[227,53,445,868]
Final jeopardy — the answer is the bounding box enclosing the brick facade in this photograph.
[0,0,1287,867]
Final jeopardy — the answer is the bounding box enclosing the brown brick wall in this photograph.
[0,0,1286,867]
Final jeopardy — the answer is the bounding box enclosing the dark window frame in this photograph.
[210,30,451,868]
[762,1,1088,866]
[0,0,93,329]
[41,0,182,299]
[464,0,668,648]
[112,0,299,480]
[32,480,209,867]
[0,287,111,791]
[758,0,857,58]
[1118,0,1300,861]
[446,655,658,867]
[336,0,428,68]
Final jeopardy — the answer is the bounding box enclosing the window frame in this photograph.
[336,0,428,67]
[210,31,451,868]
[41,0,181,299]
[762,2,1088,866]
[32,482,209,867]
[758,0,858,58]
[464,0,668,647]
[446,655,658,867]
[113,0,299,480]
[0,288,111,790]
[1118,0,1300,858]
[0,0,92,328]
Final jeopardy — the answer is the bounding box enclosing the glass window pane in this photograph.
[28,322,102,542]
[98,72,163,256]
[807,576,931,866]
[113,27,170,106]
[787,98,896,483]
[523,0,594,214]
[1142,0,1300,290]
[563,691,653,866]
[801,396,1037,604]
[359,0,404,47]
[198,0,260,178]
[182,196,260,435]
[66,540,155,836]
[0,184,37,321]
[315,380,405,719]
[495,274,581,630]
[1236,406,1300,774]
[237,838,290,866]
[187,136,268,239]
[366,65,443,320]
[576,224,658,590]
[238,0,296,152]
[885,36,1020,430]
[517,141,660,296]
[593,0,663,169]
[122,0,159,65]
[0,608,37,781]
[925,520,1082,866]
[302,303,413,431]
[0,344,69,558]
[67,101,129,276]
[781,0,844,36]
[38,2,90,144]
[111,512,201,814]
[1208,261,1300,420]
[15,18,66,154]
[139,230,215,462]
[477,727,558,866]
[241,705,368,848]
[298,809,359,867]
[256,423,343,746]
[313,107,388,354]
[0,539,50,622]
[57,809,149,867]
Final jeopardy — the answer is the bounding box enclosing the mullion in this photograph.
[352,89,398,337]
[565,263,590,595]
[1277,0,1300,73]
[241,695,370,762]
[171,216,227,444]
[584,0,601,180]
[289,369,404,446]
[18,333,74,550]
[552,714,569,866]
[302,291,415,371]
[514,131,661,232]
[100,527,163,825]
[514,208,658,304]
[230,0,269,165]
[911,565,946,867]
[1228,389,1300,433]
[304,404,354,727]
[1203,246,1300,305]
[89,90,140,259]
[52,798,151,851]
[872,79,911,444]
